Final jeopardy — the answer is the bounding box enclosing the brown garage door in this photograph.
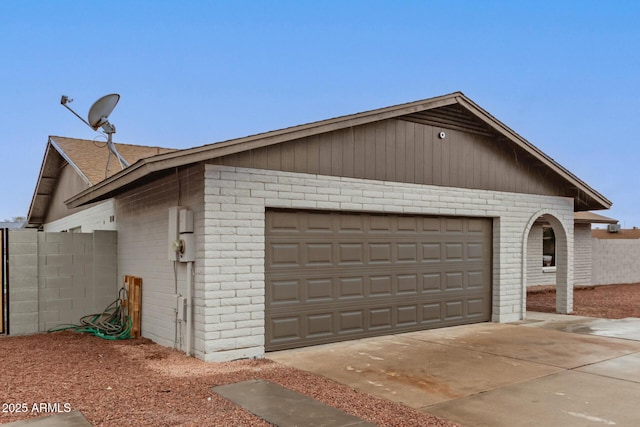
[265,209,492,351]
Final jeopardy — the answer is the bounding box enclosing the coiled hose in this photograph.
[48,287,132,340]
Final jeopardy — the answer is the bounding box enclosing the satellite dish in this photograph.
[60,93,130,174]
[88,94,120,131]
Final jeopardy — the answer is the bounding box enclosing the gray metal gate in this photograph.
[1,228,7,334]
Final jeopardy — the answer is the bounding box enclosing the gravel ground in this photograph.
[527,283,640,318]
[4,283,637,426]
[0,331,459,427]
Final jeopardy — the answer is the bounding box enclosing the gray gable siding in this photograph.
[210,117,565,199]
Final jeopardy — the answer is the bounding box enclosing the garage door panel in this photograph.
[370,308,392,330]
[445,218,465,232]
[269,211,301,232]
[423,273,442,292]
[268,267,488,306]
[445,272,464,290]
[397,305,419,326]
[266,209,492,351]
[338,243,364,264]
[339,310,365,333]
[270,243,302,267]
[267,295,491,350]
[270,317,301,345]
[269,280,301,305]
[307,243,333,265]
[338,277,365,299]
[307,278,333,301]
[445,243,464,260]
[422,243,442,261]
[397,243,418,262]
[397,274,419,294]
[467,298,487,317]
[370,275,393,296]
[445,301,464,320]
[422,302,442,323]
[307,314,333,338]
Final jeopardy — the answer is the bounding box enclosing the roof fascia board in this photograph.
[455,95,612,209]
[135,94,461,165]
[49,137,92,186]
[27,139,58,225]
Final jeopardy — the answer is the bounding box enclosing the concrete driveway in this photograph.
[268,313,640,426]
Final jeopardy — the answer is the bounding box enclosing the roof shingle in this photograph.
[50,136,176,185]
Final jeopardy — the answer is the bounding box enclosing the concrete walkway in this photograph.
[269,313,640,426]
[2,412,91,427]
[213,379,375,427]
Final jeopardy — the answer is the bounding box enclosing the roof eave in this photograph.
[454,95,612,211]
[66,92,612,212]
[67,93,462,208]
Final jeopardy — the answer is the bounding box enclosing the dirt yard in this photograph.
[527,283,640,318]
[0,331,459,427]
[2,283,637,426]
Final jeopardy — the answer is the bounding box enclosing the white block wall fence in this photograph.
[8,229,118,335]
[592,238,640,285]
[200,164,575,362]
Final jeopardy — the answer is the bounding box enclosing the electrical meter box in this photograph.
[179,209,194,233]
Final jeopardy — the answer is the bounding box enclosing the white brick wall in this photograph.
[203,164,574,362]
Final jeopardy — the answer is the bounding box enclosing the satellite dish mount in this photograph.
[60,94,130,175]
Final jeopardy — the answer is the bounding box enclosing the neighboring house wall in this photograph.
[8,229,117,335]
[200,164,574,362]
[115,164,204,350]
[44,163,90,223]
[592,238,640,285]
[44,199,117,232]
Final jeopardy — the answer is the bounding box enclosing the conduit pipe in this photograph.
[185,260,193,357]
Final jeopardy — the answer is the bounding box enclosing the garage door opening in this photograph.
[265,209,493,351]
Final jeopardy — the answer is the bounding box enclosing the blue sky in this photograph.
[1,1,639,226]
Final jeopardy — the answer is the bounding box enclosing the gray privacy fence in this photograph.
[8,229,118,335]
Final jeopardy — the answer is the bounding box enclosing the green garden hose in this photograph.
[48,287,132,340]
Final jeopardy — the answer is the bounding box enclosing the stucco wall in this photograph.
[592,238,640,285]
[202,164,574,362]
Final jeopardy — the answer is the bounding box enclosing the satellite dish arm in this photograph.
[60,95,92,128]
